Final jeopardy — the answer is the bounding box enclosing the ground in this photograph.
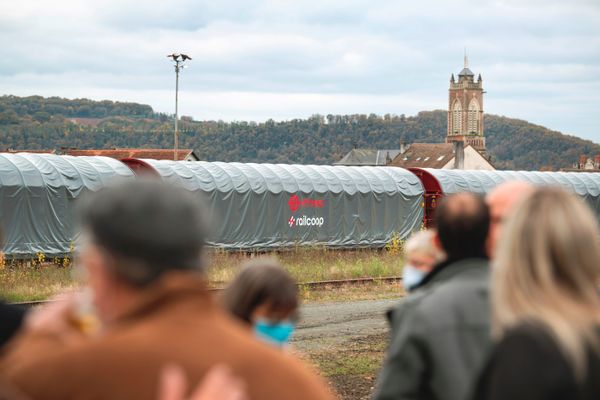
[292,298,400,400]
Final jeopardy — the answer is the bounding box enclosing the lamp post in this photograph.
[167,53,192,160]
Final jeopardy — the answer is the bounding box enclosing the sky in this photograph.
[1,0,599,143]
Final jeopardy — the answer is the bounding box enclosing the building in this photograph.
[1,149,56,154]
[446,54,486,153]
[389,143,494,170]
[334,149,402,166]
[561,155,600,172]
[62,148,200,161]
[336,54,493,170]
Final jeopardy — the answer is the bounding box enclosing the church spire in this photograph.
[464,48,469,69]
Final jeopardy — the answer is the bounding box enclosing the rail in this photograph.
[11,276,402,308]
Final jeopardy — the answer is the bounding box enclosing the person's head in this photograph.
[486,181,533,258]
[222,259,298,346]
[77,179,207,323]
[493,187,600,378]
[402,230,446,291]
[434,192,490,260]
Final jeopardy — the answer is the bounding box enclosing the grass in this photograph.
[0,265,78,303]
[207,247,403,284]
[303,333,389,399]
[0,248,404,303]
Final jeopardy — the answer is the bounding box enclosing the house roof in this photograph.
[335,149,402,166]
[63,148,197,161]
[389,143,456,169]
[2,149,56,154]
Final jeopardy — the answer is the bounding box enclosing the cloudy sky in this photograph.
[1,0,599,142]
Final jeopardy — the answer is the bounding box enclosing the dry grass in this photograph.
[206,248,403,285]
[0,265,78,303]
[0,248,404,303]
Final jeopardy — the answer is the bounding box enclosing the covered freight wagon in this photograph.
[410,168,600,227]
[0,153,135,258]
[122,160,424,249]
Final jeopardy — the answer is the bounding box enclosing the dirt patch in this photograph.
[305,333,388,400]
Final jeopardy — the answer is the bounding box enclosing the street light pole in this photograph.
[174,62,180,161]
[167,53,192,161]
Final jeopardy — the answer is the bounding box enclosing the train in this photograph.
[2,152,600,258]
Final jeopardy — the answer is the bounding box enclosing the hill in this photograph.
[1,95,598,170]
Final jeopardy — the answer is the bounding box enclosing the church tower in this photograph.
[446,53,485,152]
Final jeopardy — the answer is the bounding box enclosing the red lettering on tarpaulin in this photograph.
[288,195,325,212]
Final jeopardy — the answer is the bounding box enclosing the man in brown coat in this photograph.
[0,180,333,400]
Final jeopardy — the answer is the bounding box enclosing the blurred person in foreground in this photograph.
[401,229,446,292]
[473,187,600,400]
[374,193,492,400]
[221,259,298,348]
[159,364,247,400]
[485,181,533,258]
[0,225,26,349]
[0,180,333,400]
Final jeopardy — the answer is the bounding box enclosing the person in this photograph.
[473,187,600,400]
[159,364,247,400]
[374,193,492,400]
[221,259,298,347]
[0,225,26,349]
[485,180,533,258]
[0,180,333,400]
[401,229,445,292]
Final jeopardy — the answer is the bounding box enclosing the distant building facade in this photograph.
[561,155,600,172]
[446,54,486,153]
[335,54,493,170]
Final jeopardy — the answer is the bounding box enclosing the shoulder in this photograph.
[474,322,576,400]
[496,323,563,358]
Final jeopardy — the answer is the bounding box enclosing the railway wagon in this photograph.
[410,168,600,227]
[121,159,425,250]
[0,153,135,258]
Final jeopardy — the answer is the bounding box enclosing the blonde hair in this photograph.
[404,230,445,262]
[493,187,600,378]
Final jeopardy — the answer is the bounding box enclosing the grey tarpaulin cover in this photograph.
[140,160,424,249]
[0,153,135,258]
[423,168,600,216]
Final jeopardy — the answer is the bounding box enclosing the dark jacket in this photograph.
[0,274,333,400]
[0,302,25,349]
[374,258,491,400]
[473,322,600,400]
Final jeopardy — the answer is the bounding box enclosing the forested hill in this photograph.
[1,95,599,170]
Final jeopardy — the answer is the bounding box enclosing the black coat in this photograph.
[0,302,25,348]
[473,322,600,400]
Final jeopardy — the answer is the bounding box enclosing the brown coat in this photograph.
[0,274,334,400]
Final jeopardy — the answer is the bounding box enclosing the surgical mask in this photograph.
[254,319,295,346]
[402,264,427,292]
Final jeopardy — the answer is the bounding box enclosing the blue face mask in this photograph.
[254,319,295,346]
[402,264,427,292]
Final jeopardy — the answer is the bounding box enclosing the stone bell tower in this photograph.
[446,53,485,152]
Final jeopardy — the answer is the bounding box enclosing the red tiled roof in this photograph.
[1,149,56,154]
[389,143,456,168]
[63,148,196,161]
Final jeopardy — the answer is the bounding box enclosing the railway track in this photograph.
[11,276,402,308]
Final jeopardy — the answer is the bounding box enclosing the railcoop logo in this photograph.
[287,195,326,228]
[288,215,325,227]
